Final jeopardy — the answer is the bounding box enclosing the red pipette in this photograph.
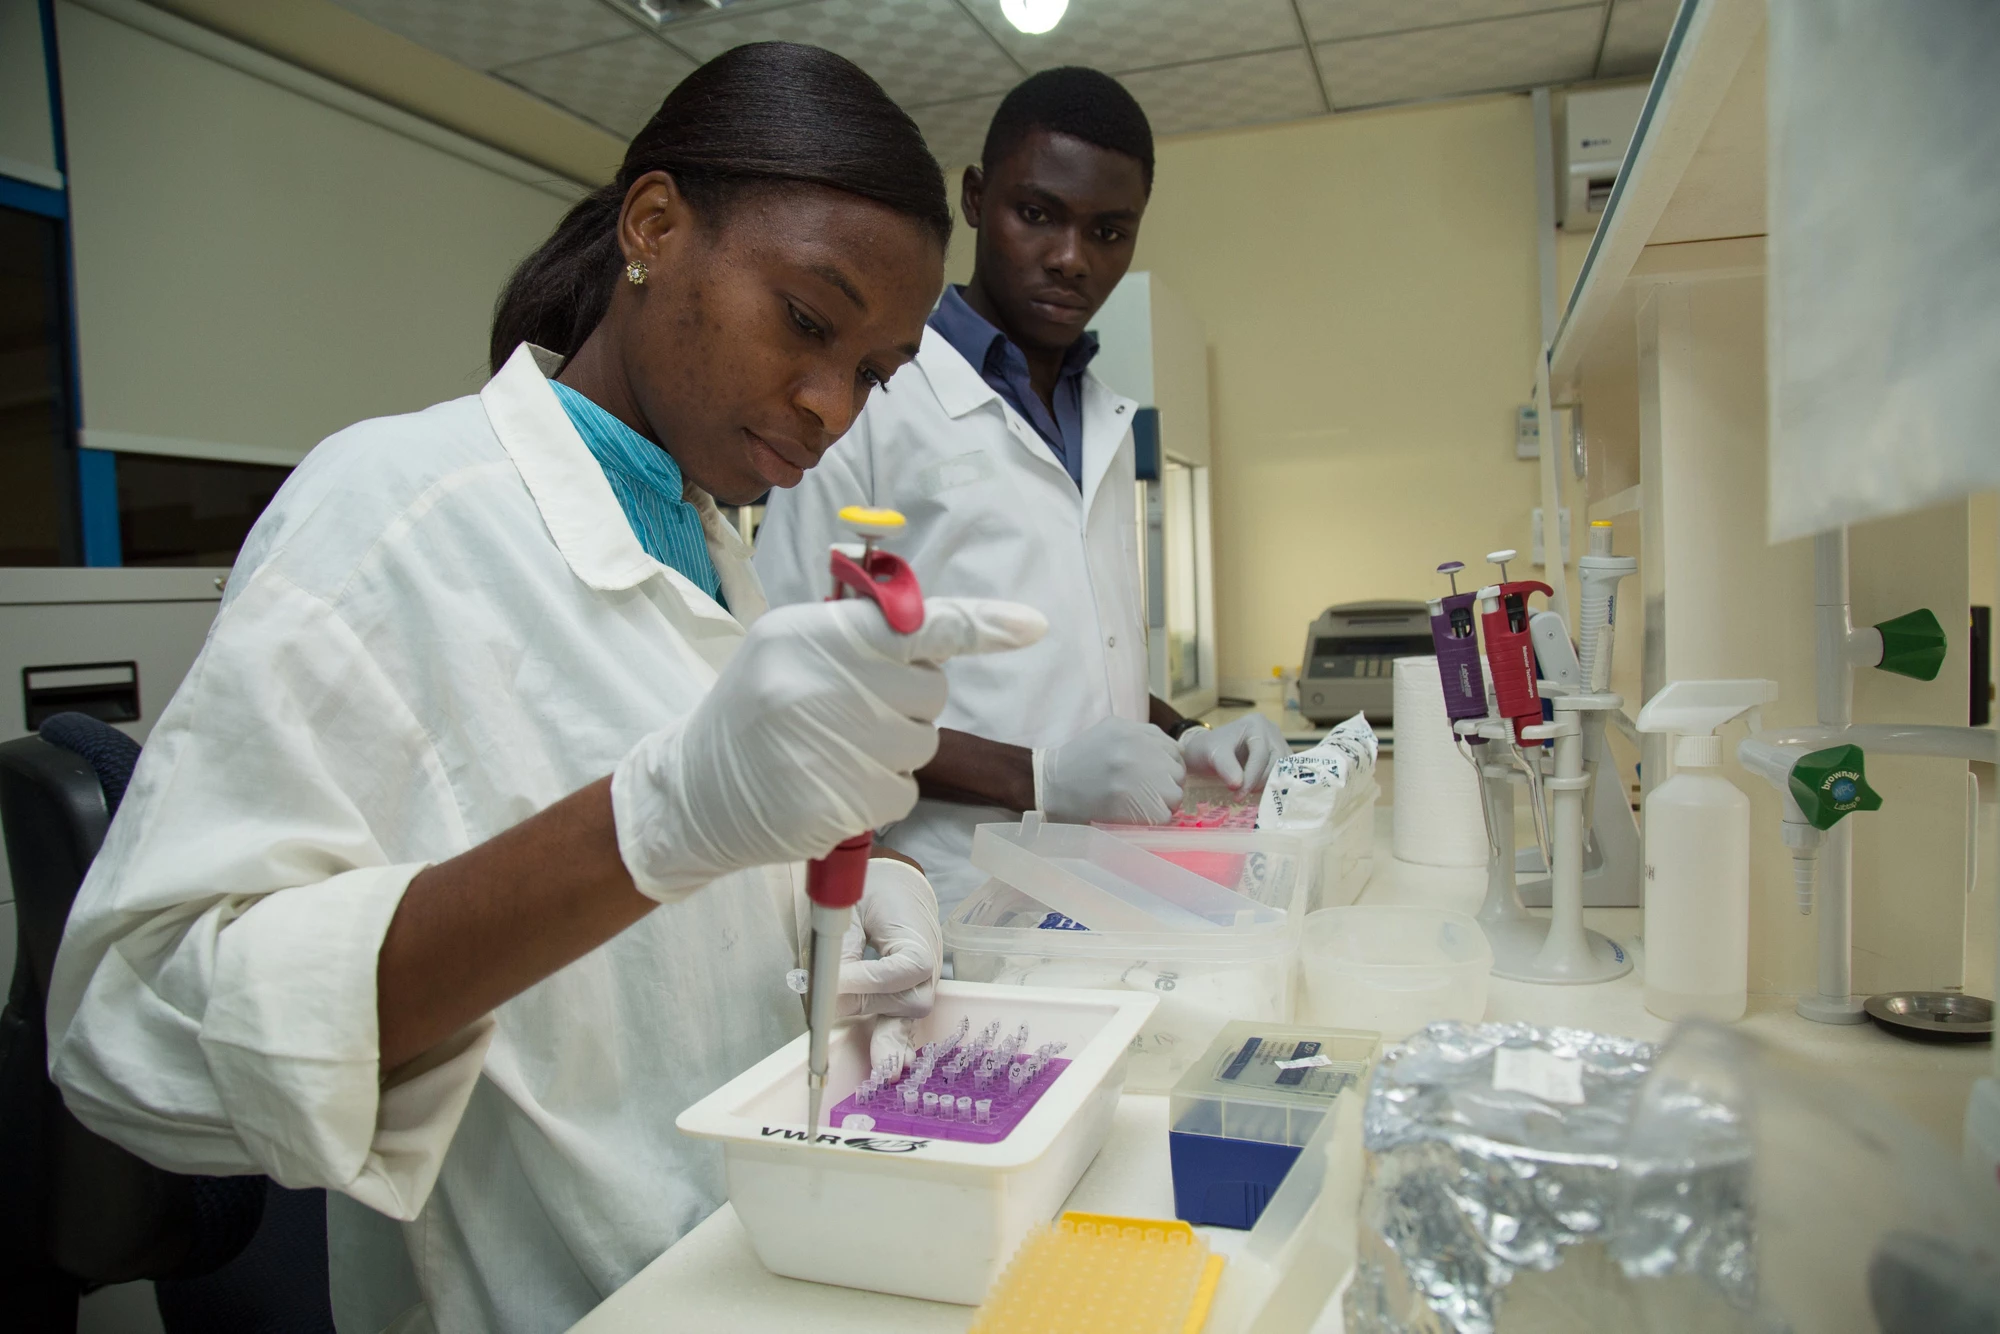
[803,507,923,1141]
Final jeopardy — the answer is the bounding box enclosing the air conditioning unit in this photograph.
[1559,85,1648,232]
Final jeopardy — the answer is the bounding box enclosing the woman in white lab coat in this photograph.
[46,43,1040,1334]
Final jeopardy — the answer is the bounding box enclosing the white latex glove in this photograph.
[839,858,940,1020]
[1180,713,1290,791]
[613,596,1046,900]
[1035,715,1186,826]
[840,857,941,1080]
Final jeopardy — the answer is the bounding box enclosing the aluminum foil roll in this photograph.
[1345,1021,1760,1334]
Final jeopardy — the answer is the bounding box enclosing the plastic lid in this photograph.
[969,816,1286,935]
[1169,1021,1379,1114]
[1674,734,1722,766]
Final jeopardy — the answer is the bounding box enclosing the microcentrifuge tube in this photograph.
[1013,1024,1030,1048]
[974,1099,992,1124]
[956,1096,971,1120]
[979,1020,1001,1047]
[948,1017,969,1049]
[901,1086,919,1113]
[921,1092,939,1116]
[1007,1064,1029,1092]
[940,1095,956,1121]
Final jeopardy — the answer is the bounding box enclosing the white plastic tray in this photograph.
[674,980,1158,1305]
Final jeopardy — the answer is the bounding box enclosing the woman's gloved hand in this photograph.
[1180,713,1290,791]
[839,856,942,1078]
[1035,715,1186,825]
[612,596,1046,901]
[838,857,940,1020]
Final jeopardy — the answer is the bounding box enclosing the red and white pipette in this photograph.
[803,506,924,1141]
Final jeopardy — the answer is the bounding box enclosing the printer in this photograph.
[1297,601,1434,726]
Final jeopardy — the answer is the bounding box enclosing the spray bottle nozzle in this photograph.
[1635,680,1780,766]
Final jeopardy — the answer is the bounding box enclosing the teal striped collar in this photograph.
[548,380,722,602]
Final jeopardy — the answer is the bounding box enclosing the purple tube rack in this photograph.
[829,1055,1071,1144]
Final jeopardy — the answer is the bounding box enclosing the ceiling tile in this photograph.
[1598,0,1676,77]
[960,0,1301,74]
[1300,0,1600,43]
[1118,47,1325,139]
[1317,6,1604,109]
[326,0,637,71]
[500,35,699,137]
[667,0,1022,108]
[911,93,1007,168]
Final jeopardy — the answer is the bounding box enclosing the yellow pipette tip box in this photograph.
[968,1211,1226,1334]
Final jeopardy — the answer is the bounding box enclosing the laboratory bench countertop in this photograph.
[568,801,1989,1334]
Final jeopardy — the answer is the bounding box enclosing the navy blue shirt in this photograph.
[927,284,1098,489]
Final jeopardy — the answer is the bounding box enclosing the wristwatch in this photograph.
[1162,717,1209,741]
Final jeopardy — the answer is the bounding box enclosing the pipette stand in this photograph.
[1513,706,1643,908]
[1460,706,1631,985]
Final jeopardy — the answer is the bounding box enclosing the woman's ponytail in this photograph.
[490,43,949,373]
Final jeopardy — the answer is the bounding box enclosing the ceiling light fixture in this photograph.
[1000,0,1068,36]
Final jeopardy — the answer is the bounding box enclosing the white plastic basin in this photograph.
[675,980,1156,1305]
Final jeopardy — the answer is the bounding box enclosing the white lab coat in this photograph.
[46,345,809,1334]
[756,326,1149,910]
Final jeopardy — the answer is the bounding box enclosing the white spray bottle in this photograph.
[1634,679,1778,1022]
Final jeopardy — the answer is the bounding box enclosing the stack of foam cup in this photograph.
[1390,656,1489,868]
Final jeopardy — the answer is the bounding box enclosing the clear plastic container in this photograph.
[1103,780,1379,918]
[971,814,1287,934]
[949,820,1299,1092]
[1298,906,1491,1039]
[1167,1021,1379,1229]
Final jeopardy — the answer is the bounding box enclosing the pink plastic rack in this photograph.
[827,1018,1070,1144]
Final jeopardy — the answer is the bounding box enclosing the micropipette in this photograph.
[1477,550,1556,870]
[803,505,925,1143]
[1427,560,1499,857]
[1427,561,1488,730]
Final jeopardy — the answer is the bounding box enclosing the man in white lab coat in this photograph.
[757,69,1288,912]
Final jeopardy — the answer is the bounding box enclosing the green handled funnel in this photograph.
[1874,609,1947,681]
[1787,744,1883,830]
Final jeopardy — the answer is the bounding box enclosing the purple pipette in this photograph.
[1427,561,1487,738]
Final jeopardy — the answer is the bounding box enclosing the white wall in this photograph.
[56,0,577,466]
[0,0,60,186]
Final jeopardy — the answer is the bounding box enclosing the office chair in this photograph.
[0,713,334,1332]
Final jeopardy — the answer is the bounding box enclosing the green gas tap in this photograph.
[1787,743,1884,830]
[1872,609,1948,682]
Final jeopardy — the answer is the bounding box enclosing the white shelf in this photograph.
[1549,0,1767,395]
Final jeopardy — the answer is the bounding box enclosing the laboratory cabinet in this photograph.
[0,567,223,988]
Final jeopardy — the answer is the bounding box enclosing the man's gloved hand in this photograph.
[1180,713,1290,791]
[838,857,942,1078]
[613,596,1046,901]
[1036,715,1186,825]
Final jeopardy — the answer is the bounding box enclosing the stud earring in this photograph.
[625,260,648,286]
